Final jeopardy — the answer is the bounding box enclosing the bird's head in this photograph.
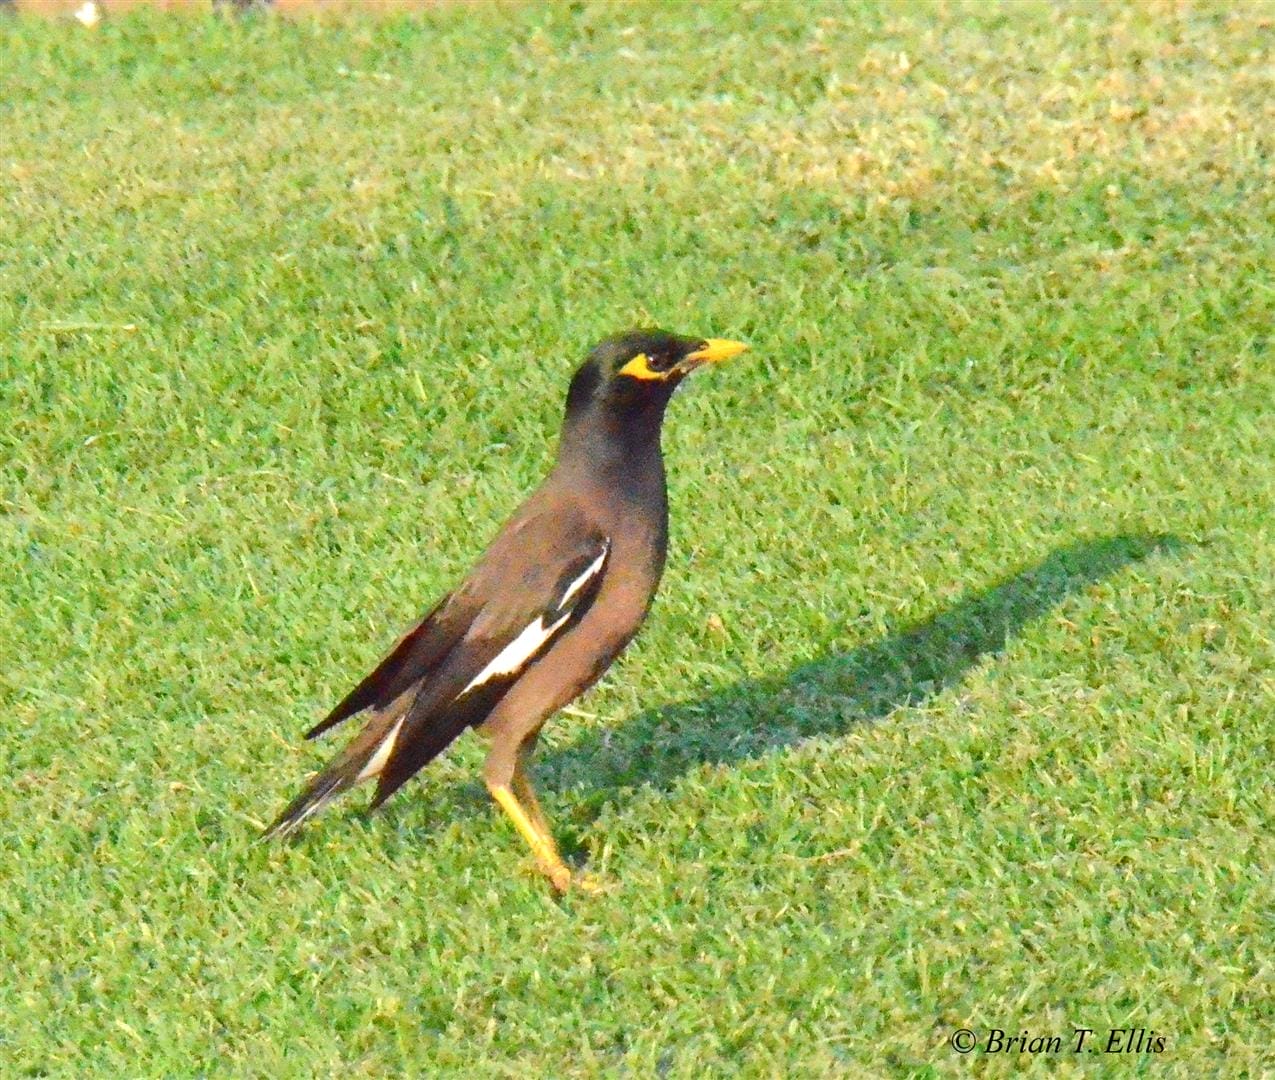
[565,329,748,424]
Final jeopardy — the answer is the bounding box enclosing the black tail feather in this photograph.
[263,710,404,840]
[306,596,454,741]
[370,680,511,810]
[262,773,346,841]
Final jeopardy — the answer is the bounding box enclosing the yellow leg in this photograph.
[488,783,573,893]
[512,765,557,854]
[510,766,608,896]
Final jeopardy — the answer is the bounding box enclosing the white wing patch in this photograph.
[559,543,609,607]
[460,540,610,697]
[460,609,574,695]
[356,717,404,782]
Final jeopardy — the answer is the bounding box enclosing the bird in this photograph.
[264,330,748,893]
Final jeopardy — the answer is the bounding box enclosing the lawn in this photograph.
[2,2,1272,1075]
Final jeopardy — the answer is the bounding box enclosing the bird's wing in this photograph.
[310,500,609,737]
[265,502,611,837]
[305,592,462,739]
[371,513,611,804]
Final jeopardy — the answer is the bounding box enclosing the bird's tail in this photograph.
[263,700,410,841]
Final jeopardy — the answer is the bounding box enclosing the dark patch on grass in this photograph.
[556,534,1185,833]
[549,534,1184,809]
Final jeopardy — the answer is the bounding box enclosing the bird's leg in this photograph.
[511,739,555,847]
[484,743,572,893]
[514,741,610,896]
[487,785,573,893]
[488,785,572,893]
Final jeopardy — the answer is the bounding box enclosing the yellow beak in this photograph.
[685,338,749,364]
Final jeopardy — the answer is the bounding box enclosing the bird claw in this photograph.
[533,860,609,896]
[569,871,611,896]
[546,863,573,894]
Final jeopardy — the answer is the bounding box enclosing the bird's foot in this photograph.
[569,871,611,896]
[534,859,609,896]
[544,862,573,895]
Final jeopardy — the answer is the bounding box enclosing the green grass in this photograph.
[2,2,1273,1075]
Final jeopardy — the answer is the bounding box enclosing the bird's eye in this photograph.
[617,350,676,381]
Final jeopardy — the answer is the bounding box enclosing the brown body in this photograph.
[479,473,667,787]
[265,330,745,893]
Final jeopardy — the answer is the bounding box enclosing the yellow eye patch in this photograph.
[618,353,670,381]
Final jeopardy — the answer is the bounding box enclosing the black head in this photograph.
[564,329,748,422]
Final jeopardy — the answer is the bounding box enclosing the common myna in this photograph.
[265,329,747,892]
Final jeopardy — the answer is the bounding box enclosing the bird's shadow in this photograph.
[383,532,1182,843]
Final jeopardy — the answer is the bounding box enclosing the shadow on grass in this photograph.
[541,532,1182,811]
[381,532,1181,841]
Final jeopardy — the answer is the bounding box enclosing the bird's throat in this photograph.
[556,405,668,504]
